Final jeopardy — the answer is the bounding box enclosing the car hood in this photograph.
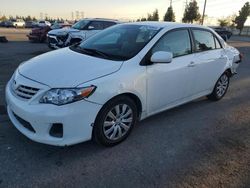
[48,27,79,35]
[18,48,123,88]
[31,26,50,33]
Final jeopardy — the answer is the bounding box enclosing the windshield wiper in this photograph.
[81,48,113,59]
[70,45,127,61]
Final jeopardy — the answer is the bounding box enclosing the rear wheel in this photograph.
[93,96,138,146]
[207,72,230,101]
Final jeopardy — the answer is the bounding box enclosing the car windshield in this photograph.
[72,24,161,61]
[72,20,89,30]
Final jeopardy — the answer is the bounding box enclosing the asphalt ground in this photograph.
[0,28,249,188]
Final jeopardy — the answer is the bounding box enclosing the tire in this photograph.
[207,72,230,101]
[93,96,138,146]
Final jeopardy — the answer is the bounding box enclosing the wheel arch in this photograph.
[225,68,233,77]
[95,92,143,121]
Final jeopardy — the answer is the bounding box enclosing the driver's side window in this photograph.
[152,29,191,58]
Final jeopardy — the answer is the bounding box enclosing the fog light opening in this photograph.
[49,123,63,138]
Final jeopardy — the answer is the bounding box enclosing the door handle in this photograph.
[187,62,196,67]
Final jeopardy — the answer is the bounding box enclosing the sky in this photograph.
[0,0,249,25]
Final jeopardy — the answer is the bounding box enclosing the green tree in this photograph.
[0,15,7,21]
[182,0,201,23]
[147,9,159,21]
[234,2,250,35]
[147,13,153,21]
[163,6,175,22]
[218,19,229,27]
[25,15,32,21]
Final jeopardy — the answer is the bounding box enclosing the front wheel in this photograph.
[93,96,138,146]
[207,73,230,101]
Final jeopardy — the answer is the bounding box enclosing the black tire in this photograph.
[93,96,138,146]
[207,72,230,101]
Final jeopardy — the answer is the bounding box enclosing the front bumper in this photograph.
[5,75,102,146]
[47,35,68,49]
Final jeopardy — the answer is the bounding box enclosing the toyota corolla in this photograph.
[5,22,241,146]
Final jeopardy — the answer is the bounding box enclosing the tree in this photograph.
[182,0,201,23]
[164,6,175,22]
[147,9,159,21]
[32,17,37,21]
[25,15,32,21]
[234,2,250,35]
[0,15,7,21]
[152,9,159,21]
[218,19,229,27]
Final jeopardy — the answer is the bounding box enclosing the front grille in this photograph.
[48,36,57,44]
[57,34,68,42]
[13,112,36,133]
[13,84,39,100]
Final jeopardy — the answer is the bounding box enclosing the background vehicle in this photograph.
[12,19,25,28]
[2,20,14,28]
[27,23,72,43]
[47,18,120,49]
[25,21,37,28]
[213,27,233,41]
[0,21,6,27]
[50,21,71,30]
[6,22,241,146]
[27,26,51,42]
[37,20,51,27]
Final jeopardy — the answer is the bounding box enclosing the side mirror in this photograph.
[151,51,173,63]
[88,26,95,30]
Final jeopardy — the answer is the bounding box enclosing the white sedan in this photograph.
[5,22,241,146]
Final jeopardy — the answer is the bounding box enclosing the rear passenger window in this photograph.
[88,21,104,30]
[152,30,191,58]
[193,30,216,52]
[103,22,116,29]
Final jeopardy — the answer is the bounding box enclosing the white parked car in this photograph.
[5,22,241,146]
[37,20,51,27]
[12,19,25,28]
[47,18,120,49]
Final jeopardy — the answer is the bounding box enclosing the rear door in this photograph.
[191,29,227,94]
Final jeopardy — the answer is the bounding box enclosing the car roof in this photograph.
[80,18,120,23]
[124,21,212,30]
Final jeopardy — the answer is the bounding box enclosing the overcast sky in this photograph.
[0,0,249,24]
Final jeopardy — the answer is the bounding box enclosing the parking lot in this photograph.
[0,28,250,187]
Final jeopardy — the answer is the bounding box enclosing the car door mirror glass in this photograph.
[151,51,173,63]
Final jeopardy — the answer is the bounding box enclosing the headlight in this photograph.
[40,86,96,105]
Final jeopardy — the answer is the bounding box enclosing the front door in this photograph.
[146,29,196,115]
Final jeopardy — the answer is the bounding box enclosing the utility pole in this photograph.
[201,0,207,25]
